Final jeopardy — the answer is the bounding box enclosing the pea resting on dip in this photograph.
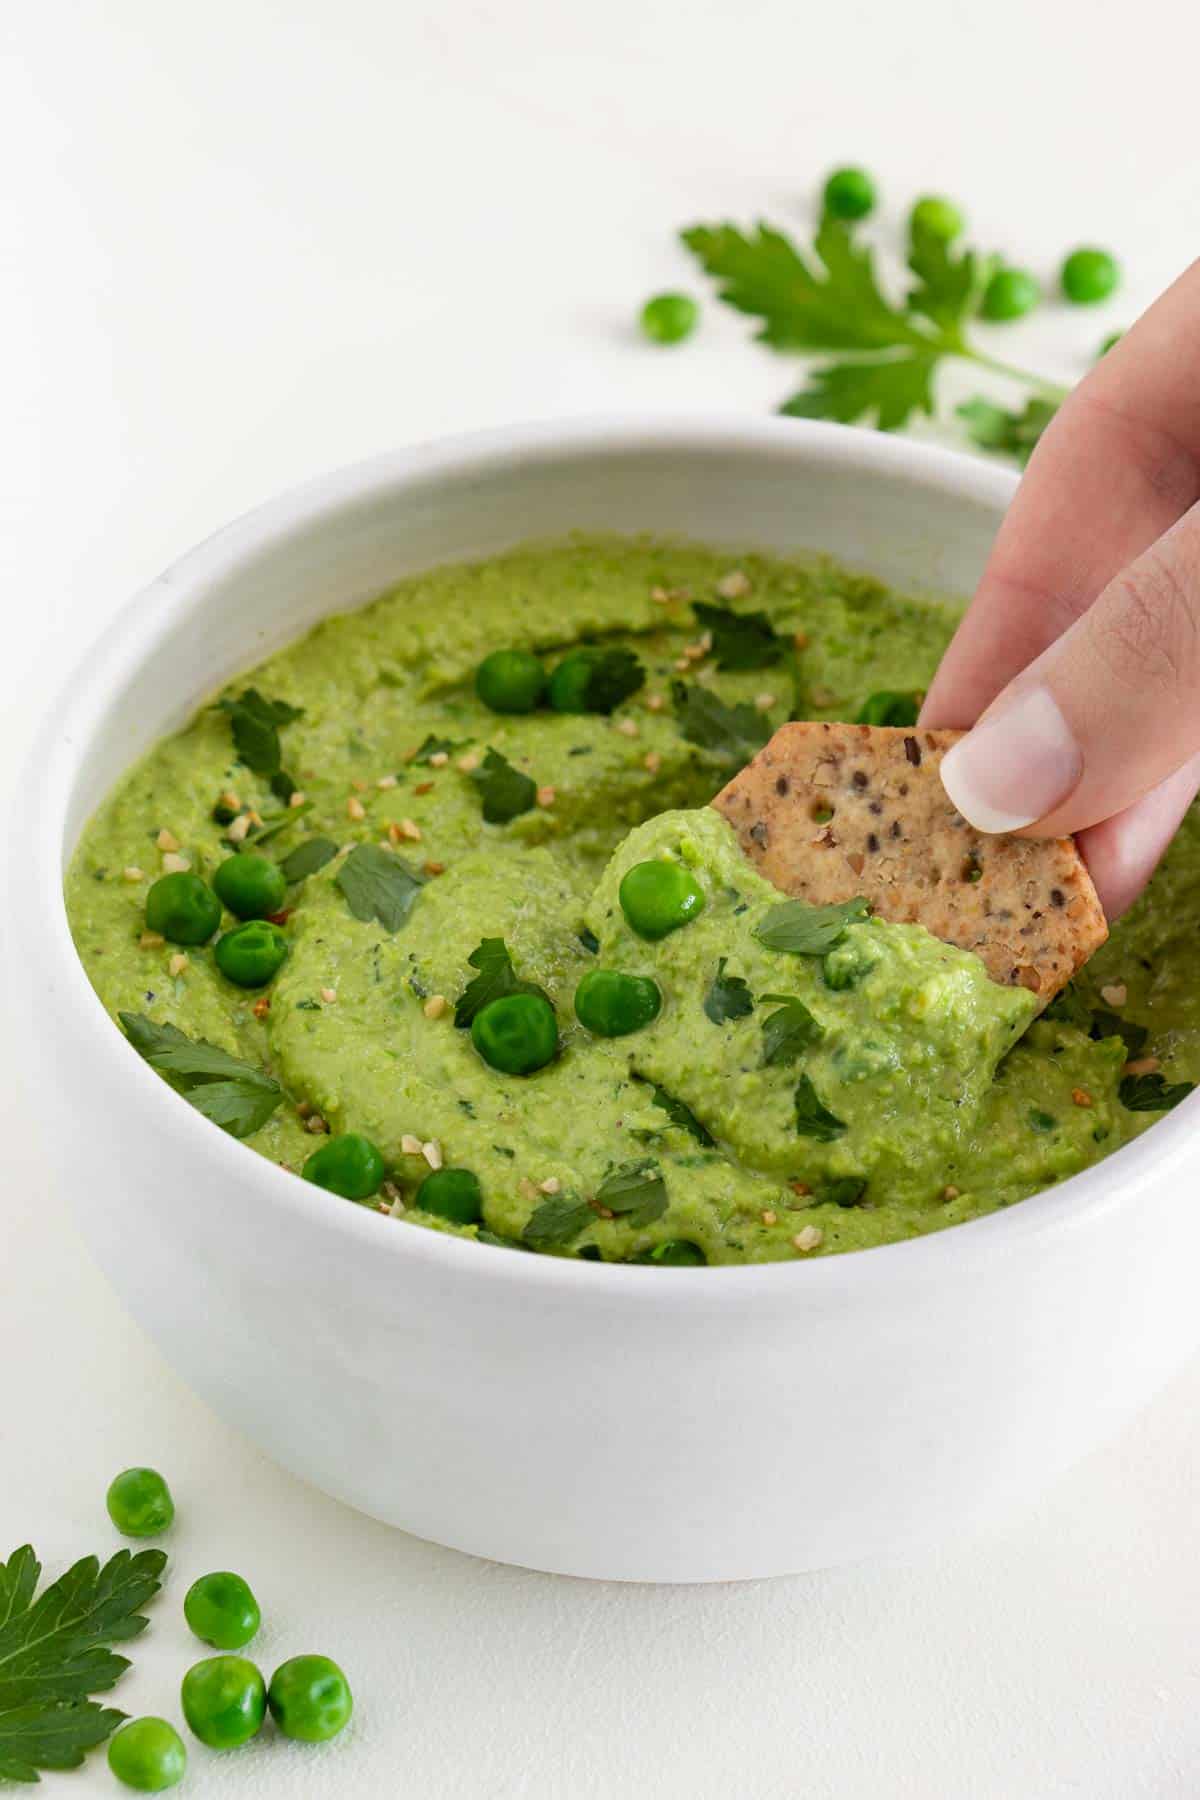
[65,536,1200,1264]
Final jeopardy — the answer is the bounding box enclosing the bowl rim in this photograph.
[30,411,1200,1308]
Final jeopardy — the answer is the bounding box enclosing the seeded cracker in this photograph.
[713,721,1107,1002]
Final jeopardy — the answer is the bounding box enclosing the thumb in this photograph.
[940,501,1200,841]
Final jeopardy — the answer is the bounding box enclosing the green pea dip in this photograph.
[65,536,1200,1264]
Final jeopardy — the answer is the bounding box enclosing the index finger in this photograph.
[921,256,1200,730]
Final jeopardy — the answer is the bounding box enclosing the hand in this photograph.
[921,259,1200,919]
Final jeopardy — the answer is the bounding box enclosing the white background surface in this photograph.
[6,2,1200,1793]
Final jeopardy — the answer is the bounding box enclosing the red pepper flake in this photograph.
[267,909,292,926]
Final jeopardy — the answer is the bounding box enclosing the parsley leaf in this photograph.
[335,844,426,932]
[822,1176,867,1208]
[1119,1072,1196,1113]
[642,1081,715,1147]
[119,1014,282,1139]
[0,1543,166,1783]
[691,602,782,671]
[671,680,771,767]
[682,217,931,355]
[0,1701,124,1784]
[454,939,550,1029]
[1043,983,1092,1032]
[756,896,870,955]
[907,229,989,333]
[594,1159,668,1229]
[957,395,1058,466]
[576,647,646,713]
[279,835,338,883]
[856,690,921,727]
[759,994,823,1066]
[1090,1010,1149,1059]
[780,353,939,432]
[412,733,470,765]
[793,1074,846,1141]
[703,958,754,1025]
[471,749,537,824]
[215,688,303,778]
[240,800,312,847]
[522,1195,593,1251]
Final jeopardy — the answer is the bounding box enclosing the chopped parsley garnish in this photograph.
[703,958,754,1025]
[756,896,869,955]
[411,733,469,765]
[1043,983,1092,1031]
[279,835,339,883]
[855,690,921,727]
[522,1195,593,1251]
[671,680,771,766]
[570,647,646,713]
[793,1073,846,1141]
[454,939,550,1029]
[1029,1108,1057,1132]
[335,844,426,932]
[119,1013,282,1138]
[577,927,600,955]
[642,1080,715,1146]
[1089,1010,1149,1059]
[241,800,312,847]
[822,1176,867,1207]
[215,688,303,781]
[691,601,782,671]
[470,749,537,823]
[759,993,823,1066]
[0,1543,167,1784]
[1119,1072,1195,1113]
[594,1159,668,1228]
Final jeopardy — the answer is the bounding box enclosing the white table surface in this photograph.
[6,3,1200,1793]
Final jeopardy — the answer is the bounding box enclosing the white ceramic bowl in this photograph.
[18,417,1200,1582]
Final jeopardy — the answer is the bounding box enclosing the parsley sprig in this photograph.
[119,1014,283,1138]
[0,1543,166,1783]
[454,940,551,1029]
[681,214,1068,458]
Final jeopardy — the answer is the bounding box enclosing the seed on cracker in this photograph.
[713,721,1107,1004]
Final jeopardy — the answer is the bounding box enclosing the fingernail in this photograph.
[939,686,1082,833]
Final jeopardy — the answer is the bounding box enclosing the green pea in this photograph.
[980,267,1041,322]
[212,852,287,920]
[145,872,221,945]
[181,1655,266,1750]
[1061,247,1119,305]
[107,1717,187,1792]
[267,1654,353,1744]
[416,1167,483,1224]
[475,649,547,714]
[302,1132,385,1201]
[908,195,964,242]
[574,969,662,1037]
[471,993,558,1075]
[106,1467,175,1538]
[634,1240,706,1266]
[184,1572,261,1651]
[618,860,706,940]
[639,292,699,345]
[821,166,876,222]
[213,919,288,988]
